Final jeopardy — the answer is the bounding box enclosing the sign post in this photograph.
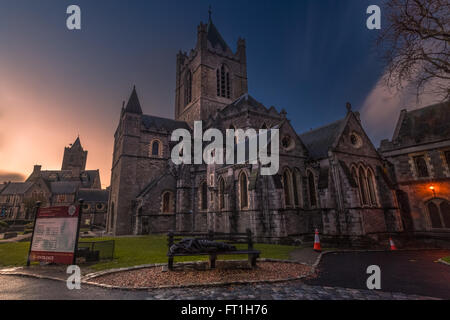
[27,200,83,266]
[26,201,41,267]
[72,199,84,265]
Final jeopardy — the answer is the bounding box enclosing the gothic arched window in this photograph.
[427,199,450,229]
[217,64,231,99]
[162,191,173,213]
[283,169,293,207]
[445,151,450,170]
[293,169,301,207]
[358,167,369,205]
[428,202,442,228]
[218,177,225,210]
[151,140,161,157]
[239,172,248,209]
[352,166,362,205]
[201,182,208,210]
[441,201,450,228]
[308,170,317,207]
[414,155,429,177]
[185,71,192,106]
[367,169,377,206]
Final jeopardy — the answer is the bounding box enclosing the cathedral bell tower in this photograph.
[175,11,248,124]
[61,136,88,174]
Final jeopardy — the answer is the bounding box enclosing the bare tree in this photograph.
[379,0,450,100]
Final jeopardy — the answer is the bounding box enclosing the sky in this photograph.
[0,0,441,187]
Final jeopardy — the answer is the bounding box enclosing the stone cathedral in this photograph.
[107,16,407,244]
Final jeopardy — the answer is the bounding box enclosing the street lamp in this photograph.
[429,185,436,198]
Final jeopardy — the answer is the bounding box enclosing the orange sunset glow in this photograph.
[0,61,119,187]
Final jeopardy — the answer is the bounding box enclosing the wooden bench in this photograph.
[167,229,260,270]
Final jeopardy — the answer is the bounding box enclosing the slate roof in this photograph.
[50,181,80,195]
[393,101,450,148]
[299,119,346,160]
[207,20,230,51]
[77,189,109,202]
[137,173,169,198]
[29,170,100,189]
[1,182,34,195]
[125,86,143,114]
[141,115,190,132]
[216,94,280,119]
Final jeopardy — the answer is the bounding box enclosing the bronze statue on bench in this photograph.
[169,238,237,254]
[167,229,260,270]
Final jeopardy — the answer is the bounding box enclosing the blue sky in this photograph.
[0,0,402,184]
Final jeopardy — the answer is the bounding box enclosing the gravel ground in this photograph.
[91,261,312,288]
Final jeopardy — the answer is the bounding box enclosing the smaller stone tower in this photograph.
[61,136,88,173]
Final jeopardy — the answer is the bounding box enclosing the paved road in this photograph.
[304,250,450,299]
[0,274,433,300]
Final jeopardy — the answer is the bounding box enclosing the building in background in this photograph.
[78,188,109,228]
[380,102,450,239]
[0,179,50,220]
[0,137,108,227]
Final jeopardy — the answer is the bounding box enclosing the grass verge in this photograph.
[0,235,298,271]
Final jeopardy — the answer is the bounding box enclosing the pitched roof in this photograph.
[392,101,450,147]
[1,182,34,195]
[50,181,80,195]
[207,20,230,51]
[77,189,109,202]
[125,86,143,114]
[217,94,280,118]
[28,170,100,189]
[299,118,346,160]
[141,115,190,132]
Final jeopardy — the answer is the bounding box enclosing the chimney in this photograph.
[33,165,42,174]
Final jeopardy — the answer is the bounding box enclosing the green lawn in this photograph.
[442,256,450,264]
[0,235,298,271]
[0,241,31,267]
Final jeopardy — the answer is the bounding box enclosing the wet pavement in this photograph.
[305,250,450,299]
[0,274,435,300]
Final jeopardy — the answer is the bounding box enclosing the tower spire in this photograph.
[124,85,143,114]
[208,5,212,23]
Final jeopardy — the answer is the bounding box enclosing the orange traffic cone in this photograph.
[313,229,322,252]
[389,237,397,251]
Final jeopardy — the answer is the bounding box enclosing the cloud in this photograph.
[0,170,26,183]
[360,72,442,147]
